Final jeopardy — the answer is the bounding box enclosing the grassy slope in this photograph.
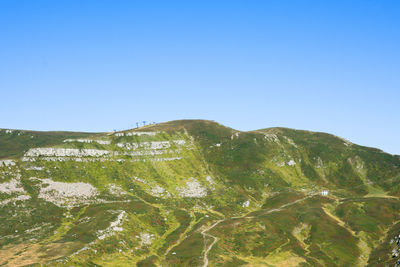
[0,128,95,159]
[0,120,399,266]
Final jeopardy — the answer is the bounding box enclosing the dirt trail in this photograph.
[201,219,224,267]
[200,195,311,266]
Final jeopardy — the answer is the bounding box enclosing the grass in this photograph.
[1,120,400,266]
[0,129,94,159]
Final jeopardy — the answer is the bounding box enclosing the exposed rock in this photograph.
[0,176,30,205]
[348,156,364,173]
[98,210,126,240]
[124,150,170,156]
[146,157,182,162]
[274,159,296,167]
[25,166,44,171]
[283,136,298,148]
[177,178,207,198]
[116,140,186,150]
[231,132,240,140]
[139,232,154,246]
[114,131,158,137]
[264,133,280,143]
[150,185,170,198]
[22,156,182,163]
[108,184,127,196]
[315,157,324,169]
[116,143,139,150]
[25,148,110,157]
[133,176,147,184]
[206,176,215,185]
[242,200,250,208]
[0,178,26,194]
[63,139,111,145]
[0,194,31,205]
[34,178,99,207]
[337,136,353,147]
[0,160,16,167]
[276,162,285,167]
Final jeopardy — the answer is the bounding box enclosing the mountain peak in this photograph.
[0,120,399,266]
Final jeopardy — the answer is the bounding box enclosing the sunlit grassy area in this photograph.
[0,120,399,266]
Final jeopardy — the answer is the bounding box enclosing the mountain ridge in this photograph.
[0,120,399,266]
[4,119,396,156]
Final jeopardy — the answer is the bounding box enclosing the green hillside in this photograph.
[0,120,399,266]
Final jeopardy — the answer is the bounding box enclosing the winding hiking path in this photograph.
[201,219,224,267]
[200,195,312,267]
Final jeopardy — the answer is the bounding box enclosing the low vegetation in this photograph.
[0,120,399,266]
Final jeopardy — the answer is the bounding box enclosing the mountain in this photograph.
[0,120,399,266]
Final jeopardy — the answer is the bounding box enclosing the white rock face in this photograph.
[177,178,207,198]
[22,156,110,162]
[275,159,296,167]
[126,131,157,136]
[150,185,170,198]
[148,141,173,149]
[35,178,99,207]
[133,176,147,184]
[283,136,298,148]
[206,176,215,185]
[315,157,324,169]
[242,200,250,208]
[0,179,26,194]
[125,150,169,156]
[149,157,182,162]
[116,143,139,150]
[231,132,240,140]
[0,177,30,205]
[287,160,296,166]
[25,148,110,157]
[114,131,157,137]
[22,156,182,163]
[98,210,126,240]
[25,166,44,171]
[264,133,280,143]
[63,139,111,145]
[336,136,352,147]
[139,232,154,246]
[117,140,186,150]
[151,185,165,195]
[174,140,186,146]
[348,156,364,173]
[22,138,185,163]
[276,162,285,167]
[108,184,127,196]
[0,160,16,167]
[0,194,31,205]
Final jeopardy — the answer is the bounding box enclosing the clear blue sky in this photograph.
[0,1,399,154]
